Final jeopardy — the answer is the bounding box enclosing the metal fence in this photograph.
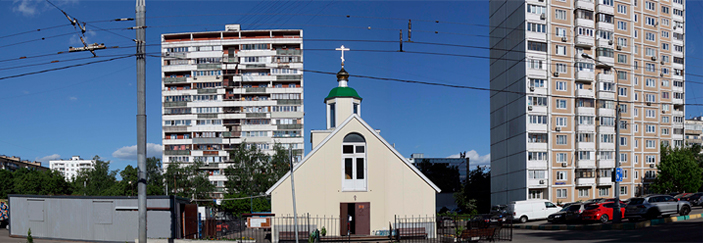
[197,213,511,243]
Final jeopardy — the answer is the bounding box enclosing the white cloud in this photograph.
[13,0,40,16]
[447,150,491,168]
[69,96,77,100]
[112,143,163,161]
[36,154,61,162]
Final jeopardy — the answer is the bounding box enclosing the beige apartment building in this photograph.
[490,0,686,205]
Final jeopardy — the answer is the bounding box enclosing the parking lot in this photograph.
[519,206,703,227]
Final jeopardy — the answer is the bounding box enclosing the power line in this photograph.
[0,53,137,71]
[0,24,71,39]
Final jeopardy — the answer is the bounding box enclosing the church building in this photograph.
[266,47,440,237]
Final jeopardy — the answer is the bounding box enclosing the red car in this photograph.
[581,202,626,223]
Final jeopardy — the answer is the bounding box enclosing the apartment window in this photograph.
[646,17,656,26]
[662,116,670,123]
[556,45,567,55]
[601,0,614,6]
[600,151,614,160]
[556,135,568,145]
[576,27,594,37]
[530,78,545,88]
[555,27,567,37]
[529,170,547,179]
[662,68,669,75]
[556,99,567,109]
[598,187,610,197]
[528,96,548,106]
[578,151,592,160]
[645,78,656,87]
[527,4,546,14]
[673,9,683,17]
[555,9,567,20]
[617,21,627,31]
[527,22,547,33]
[646,140,656,148]
[646,109,656,118]
[528,59,545,69]
[646,125,656,133]
[634,14,638,22]
[674,45,684,53]
[242,44,268,50]
[619,87,628,97]
[601,134,614,143]
[556,153,567,163]
[646,156,656,164]
[645,1,655,11]
[577,116,594,125]
[342,133,367,191]
[620,186,628,196]
[645,63,656,72]
[601,82,615,91]
[617,37,628,47]
[620,137,627,146]
[529,190,543,199]
[673,57,684,65]
[576,62,594,72]
[528,133,548,143]
[617,4,627,14]
[634,30,638,38]
[662,30,669,38]
[646,94,656,103]
[575,9,594,20]
[662,43,670,51]
[597,47,614,58]
[600,117,615,127]
[556,81,567,91]
[598,30,613,40]
[645,47,656,57]
[619,104,627,113]
[556,117,568,127]
[557,171,567,181]
[646,32,656,41]
[556,189,567,199]
[597,13,614,23]
[528,41,548,52]
[556,63,567,73]
[579,188,589,197]
[617,71,628,80]
[529,115,548,124]
[528,152,548,161]
[634,92,638,101]
[662,128,670,135]
[635,171,639,179]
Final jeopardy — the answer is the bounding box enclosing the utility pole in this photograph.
[289,147,299,243]
[135,0,147,242]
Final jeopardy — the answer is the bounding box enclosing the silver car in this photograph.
[625,194,692,221]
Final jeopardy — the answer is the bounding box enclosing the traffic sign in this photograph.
[615,168,623,182]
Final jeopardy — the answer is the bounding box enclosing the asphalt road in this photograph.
[0,228,77,243]
[513,217,703,242]
[521,206,703,226]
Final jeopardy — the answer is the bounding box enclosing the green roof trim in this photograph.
[324,87,362,101]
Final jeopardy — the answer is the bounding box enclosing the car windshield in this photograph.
[585,204,600,210]
[567,205,582,211]
[629,198,645,205]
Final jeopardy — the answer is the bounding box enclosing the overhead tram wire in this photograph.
[144,53,703,107]
[0,24,71,39]
[0,53,138,71]
[0,55,133,81]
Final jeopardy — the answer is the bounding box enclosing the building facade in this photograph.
[490,0,686,205]
[0,155,47,172]
[49,156,94,181]
[161,24,304,198]
[407,153,470,183]
[685,116,702,147]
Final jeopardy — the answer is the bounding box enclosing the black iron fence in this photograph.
[197,213,511,242]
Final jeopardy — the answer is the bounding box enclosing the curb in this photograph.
[511,213,703,230]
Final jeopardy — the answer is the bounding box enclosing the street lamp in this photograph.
[581,53,623,223]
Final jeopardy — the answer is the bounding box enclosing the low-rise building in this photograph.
[49,156,95,181]
[0,155,47,172]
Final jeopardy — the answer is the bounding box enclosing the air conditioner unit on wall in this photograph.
[616,45,622,50]
[539,180,545,184]
[554,72,560,77]
[530,86,535,91]
[540,13,546,20]
[562,37,568,42]
[555,127,561,131]
[650,164,655,168]
[608,40,613,45]
[528,105,533,111]
[561,162,567,167]
[651,56,657,61]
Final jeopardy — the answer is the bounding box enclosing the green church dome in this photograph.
[325,87,362,101]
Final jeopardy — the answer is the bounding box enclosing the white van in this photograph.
[508,199,562,223]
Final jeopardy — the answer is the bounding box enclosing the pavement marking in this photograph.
[511,213,703,230]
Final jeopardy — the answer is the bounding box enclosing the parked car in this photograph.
[674,193,693,199]
[668,192,681,197]
[548,203,588,223]
[508,199,562,223]
[585,198,606,203]
[581,202,626,223]
[680,192,703,206]
[625,194,692,221]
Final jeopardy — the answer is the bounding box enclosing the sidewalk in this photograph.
[511,213,703,230]
[0,229,80,243]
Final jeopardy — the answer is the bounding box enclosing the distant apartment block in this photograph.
[0,155,47,172]
[490,0,686,205]
[161,24,304,198]
[49,156,95,181]
[685,116,702,147]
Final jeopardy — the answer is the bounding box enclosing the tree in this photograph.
[12,168,73,196]
[651,145,703,193]
[416,159,462,193]
[0,170,14,199]
[72,156,120,196]
[146,157,165,195]
[164,161,214,199]
[454,166,491,214]
[222,143,290,215]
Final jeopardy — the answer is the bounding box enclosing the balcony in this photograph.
[575,0,595,10]
[576,177,596,186]
[245,87,267,93]
[597,4,614,15]
[598,108,615,117]
[598,126,614,134]
[577,124,595,132]
[576,159,596,168]
[575,18,595,29]
[597,21,614,32]
[246,113,267,118]
[277,124,303,130]
[596,55,615,66]
[241,75,274,82]
[276,99,303,105]
[527,123,547,132]
[163,126,189,132]
[164,150,191,155]
[193,137,223,144]
[597,90,615,100]
[597,177,613,185]
[527,142,548,150]
[575,35,595,47]
[673,97,684,105]
[164,77,188,84]
[197,64,221,70]
[598,159,614,168]
[163,101,188,107]
[576,89,594,98]
[597,73,614,82]
[577,142,595,150]
[575,71,595,81]
[597,38,613,48]
[577,106,596,115]
[528,178,549,188]
[527,160,548,169]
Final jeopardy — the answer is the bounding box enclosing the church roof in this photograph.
[324,86,362,101]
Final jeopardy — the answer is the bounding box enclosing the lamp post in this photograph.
[581,53,622,223]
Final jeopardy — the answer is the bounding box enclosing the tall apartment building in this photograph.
[684,116,702,147]
[161,24,304,198]
[490,0,686,205]
[49,156,94,181]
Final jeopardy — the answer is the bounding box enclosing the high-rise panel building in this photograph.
[161,24,304,198]
[490,0,686,204]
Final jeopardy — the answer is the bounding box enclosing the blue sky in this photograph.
[1,0,701,173]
